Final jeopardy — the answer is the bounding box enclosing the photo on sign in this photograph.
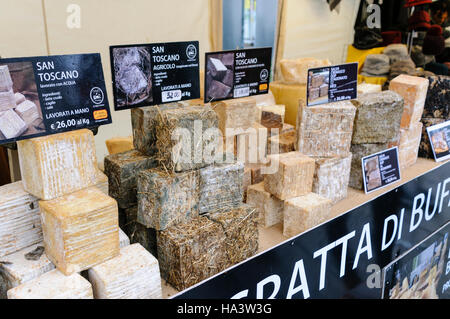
[205,52,234,102]
[111,46,153,108]
[0,62,45,141]
[427,121,450,162]
[363,155,382,192]
[307,67,329,106]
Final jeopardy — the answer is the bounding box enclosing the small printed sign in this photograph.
[204,47,272,103]
[0,53,111,145]
[307,62,358,106]
[110,41,200,111]
[426,120,450,162]
[361,147,401,194]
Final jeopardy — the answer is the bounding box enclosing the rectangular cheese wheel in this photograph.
[0,243,55,299]
[0,65,13,91]
[351,91,404,144]
[423,75,450,119]
[14,93,26,105]
[236,122,268,164]
[17,129,102,200]
[39,187,120,275]
[212,97,259,135]
[357,82,382,95]
[137,168,199,230]
[0,89,16,111]
[296,100,356,157]
[88,244,162,299]
[198,160,244,214]
[419,118,445,159]
[279,57,331,85]
[155,105,219,172]
[0,182,42,258]
[7,269,93,299]
[389,74,429,129]
[104,150,157,209]
[105,136,133,155]
[312,153,352,204]
[268,130,296,155]
[263,152,315,200]
[247,182,284,228]
[15,100,40,124]
[388,122,423,169]
[270,81,306,126]
[0,109,27,139]
[283,193,332,238]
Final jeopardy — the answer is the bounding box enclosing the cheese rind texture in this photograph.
[279,58,331,85]
[212,97,259,135]
[357,83,382,95]
[351,91,404,144]
[283,193,332,238]
[423,75,450,119]
[389,75,429,129]
[88,244,162,299]
[388,122,423,169]
[105,136,133,155]
[247,182,284,228]
[264,152,315,200]
[296,100,356,157]
[17,129,102,200]
[0,182,42,258]
[312,154,352,204]
[268,130,296,154]
[7,269,93,299]
[419,118,446,158]
[235,123,268,164]
[39,187,120,275]
[270,81,306,126]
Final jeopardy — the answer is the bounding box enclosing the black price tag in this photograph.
[0,53,111,145]
[426,120,450,162]
[362,147,401,194]
[110,41,200,111]
[204,47,272,103]
[307,62,358,106]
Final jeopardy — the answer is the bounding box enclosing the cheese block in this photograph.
[95,171,109,196]
[137,168,199,230]
[357,82,382,95]
[212,97,259,136]
[104,150,157,209]
[259,104,285,133]
[0,65,13,91]
[280,123,295,136]
[247,182,284,228]
[198,159,244,214]
[246,163,264,185]
[0,182,42,258]
[270,81,307,126]
[14,93,26,105]
[349,143,389,190]
[88,244,162,299]
[118,228,130,248]
[0,243,55,299]
[7,269,93,299]
[423,75,449,119]
[296,100,356,157]
[105,136,133,155]
[15,100,40,124]
[155,105,219,172]
[419,118,446,159]
[0,89,16,111]
[268,130,296,154]
[263,152,315,200]
[389,75,429,129]
[279,57,331,85]
[250,91,276,106]
[283,193,332,238]
[0,109,27,139]
[236,122,268,164]
[39,187,120,275]
[17,129,102,200]
[312,154,352,204]
[351,91,404,144]
[388,122,423,169]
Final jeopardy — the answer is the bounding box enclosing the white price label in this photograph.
[234,87,250,98]
[162,90,182,103]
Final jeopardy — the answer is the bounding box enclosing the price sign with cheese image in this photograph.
[0,53,111,145]
[426,120,450,162]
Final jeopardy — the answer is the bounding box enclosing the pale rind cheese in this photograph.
[357,82,382,95]
[212,97,259,136]
[279,57,331,85]
[118,228,130,248]
[388,122,423,169]
[17,129,103,200]
[88,244,162,299]
[270,81,306,126]
[105,136,133,155]
[0,182,42,258]
[247,182,284,228]
[235,122,268,164]
[7,269,93,299]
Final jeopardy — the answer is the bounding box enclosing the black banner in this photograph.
[175,162,450,299]
[204,47,272,103]
[0,53,111,144]
[110,41,200,111]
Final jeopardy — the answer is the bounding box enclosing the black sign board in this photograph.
[175,161,450,299]
[204,47,272,103]
[362,147,401,194]
[110,41,200,111]
[427,120,450,162]
[0,53,111,145]
[307,62,358,106]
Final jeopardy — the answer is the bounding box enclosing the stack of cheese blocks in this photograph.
[349,90,405,189]
[270,57,331,126]
[107,102,259,292]
[1,129,162,299]
[419,75,450,159]
[0,65,41,140]
[388,74,429,169]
